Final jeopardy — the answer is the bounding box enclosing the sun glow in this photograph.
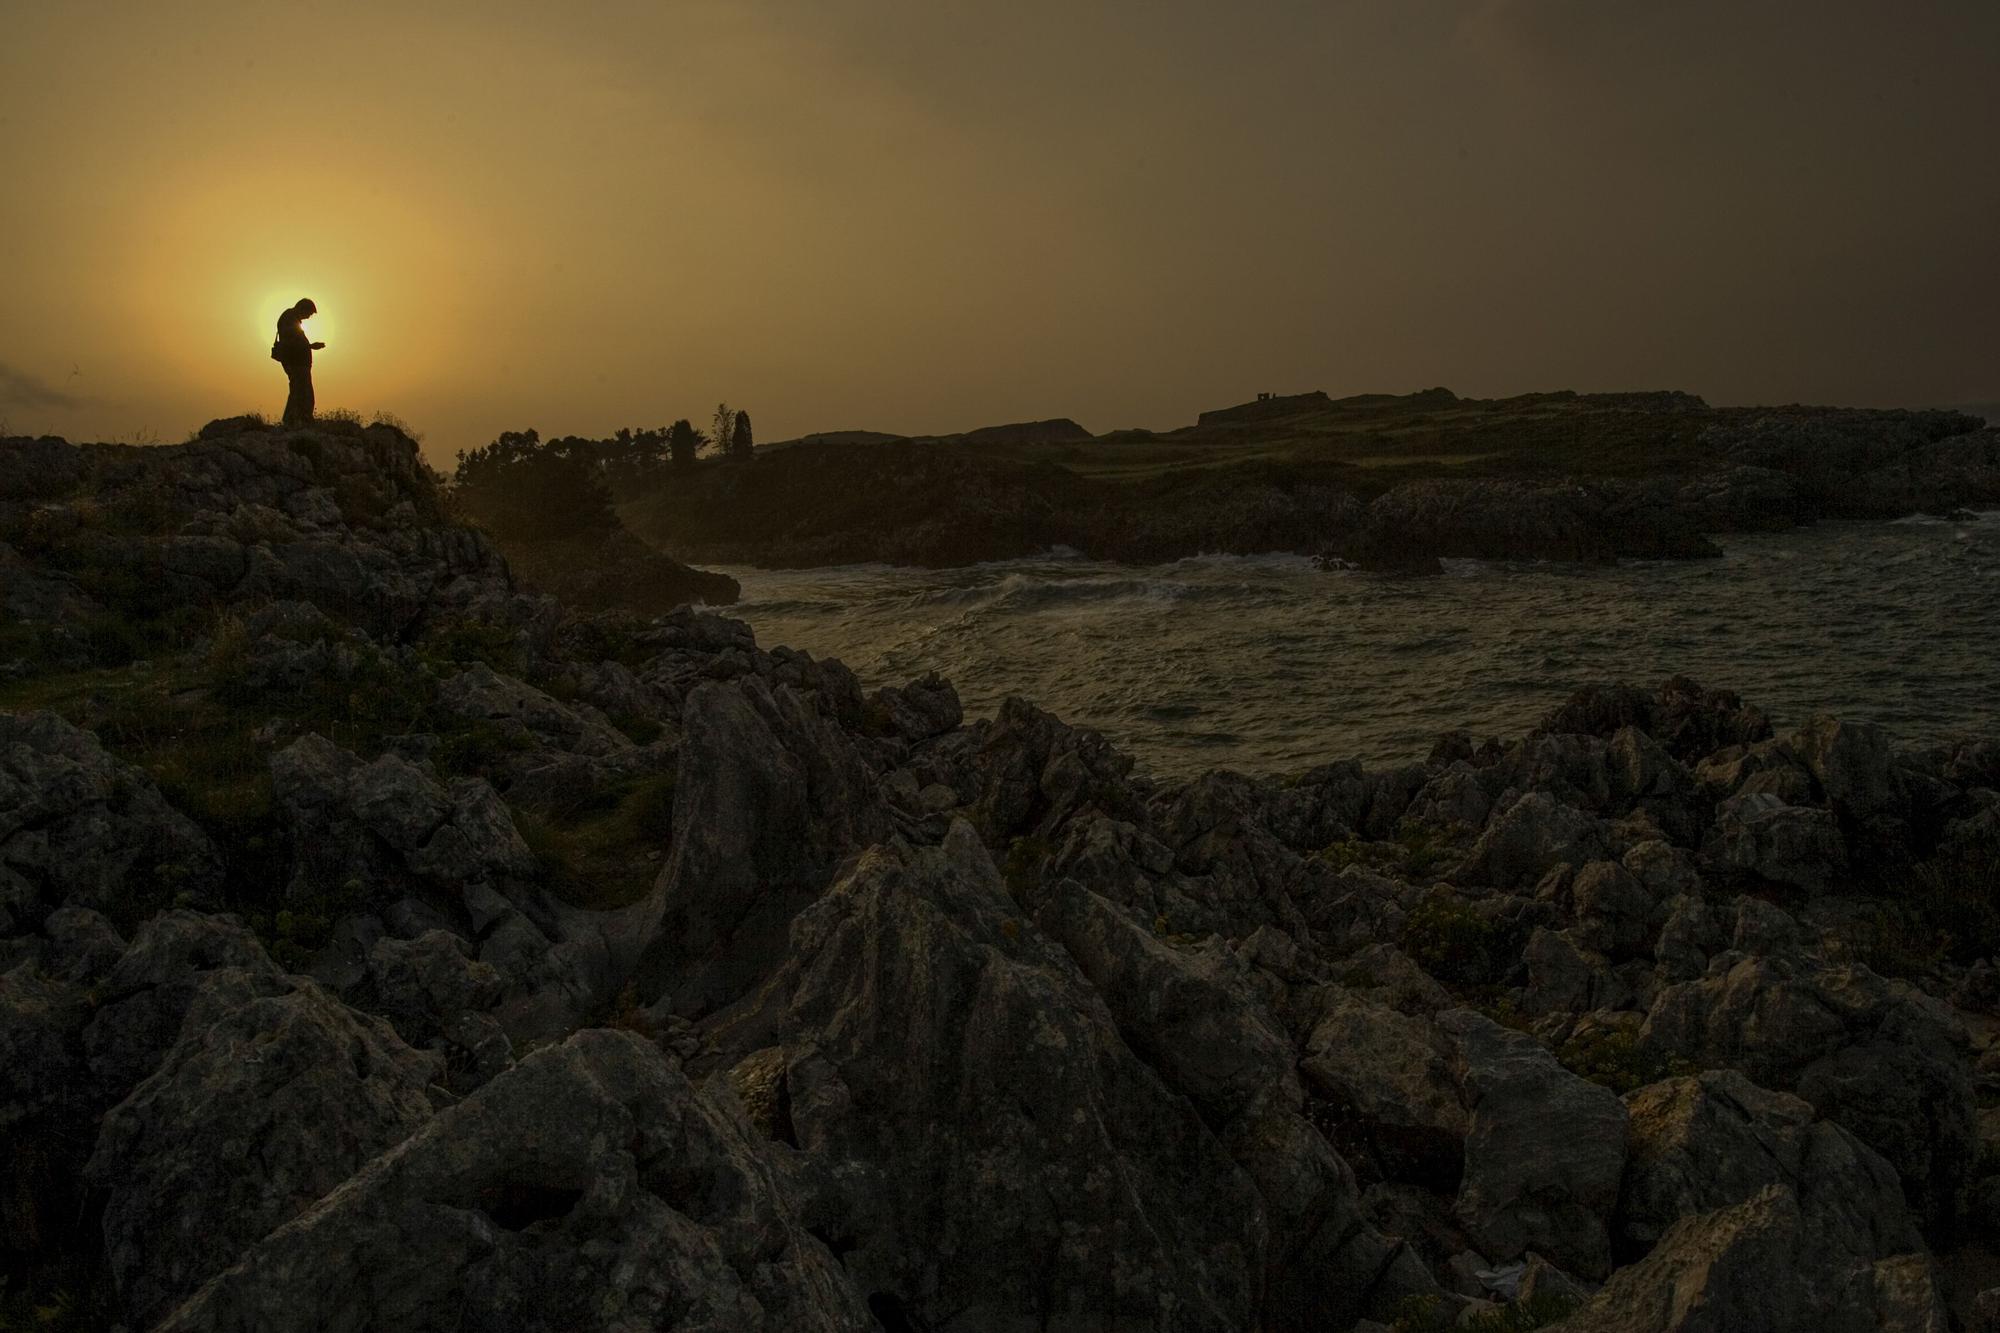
[102,148,497,443]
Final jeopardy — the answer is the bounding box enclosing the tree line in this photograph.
[449,404,752,540]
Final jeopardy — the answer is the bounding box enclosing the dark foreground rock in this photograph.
[1,420,1997,1329]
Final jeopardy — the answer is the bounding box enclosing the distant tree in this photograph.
[599,426,668,487]
[710,403,736,459]
[668,418,703,470]
[730,409,754,460]
[450,428,615,540]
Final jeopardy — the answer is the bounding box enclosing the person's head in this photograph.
[293,298,317,318]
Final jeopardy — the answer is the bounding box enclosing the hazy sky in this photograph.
[3,1,1995,462]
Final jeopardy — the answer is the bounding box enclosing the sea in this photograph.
[714,514,2000,780]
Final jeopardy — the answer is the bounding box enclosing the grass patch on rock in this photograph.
[1556,1025,1697,1096]
[1398,891,1506,990]
[511,773,676,910]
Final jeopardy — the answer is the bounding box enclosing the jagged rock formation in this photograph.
[1,422,1998,1328]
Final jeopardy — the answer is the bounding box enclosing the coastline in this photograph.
[619,390,2000,575]
[1,418,1997,1328]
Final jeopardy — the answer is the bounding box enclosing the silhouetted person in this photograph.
[271,299,325,425]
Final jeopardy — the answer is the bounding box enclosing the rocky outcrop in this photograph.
[1,425,1997,1330]
[0,711,219,933]
[1557,1185,1947,1332]
[634,674,889,1017]
[87,970,441,1324]
[1639,958,1975,1230]
[1320,478,1722,574]
[157,1030,871,1333]
[706,826,1286,1329]
[1,420,526,652]
[1442,1010,1628,1280]
[1616,1070,1922,1262]
[271,734,539,910]
[1705,792,1846,888]
[1299,990,1467,1191]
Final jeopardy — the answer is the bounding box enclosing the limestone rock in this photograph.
[1695,739,1816,805]
[1540,676,1772,764]
[82,911,287,1098]
[971,694,1140,842]
[1640,957,1975,1230]
[0,711,219,932]
[634,674,888,1017]
[706,823,1356,1329]
[1556,1184,1946,1333]
[270,733,538,918]
[1617,1070,1920,1260]
[1299,989,1467,1191]
[1794,716,1900,825]
[1571,860,1662,961]
[866,671,963,742]
[351,928,495,1026]
[87,971,441,1324]
[436,660,634,758]
[1440,1009,1628,1279]
[1704,792,1845,890]
[156,1029,870,1332]
[1453,791,1609,892]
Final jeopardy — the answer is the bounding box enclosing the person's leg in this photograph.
[283,366,311,424]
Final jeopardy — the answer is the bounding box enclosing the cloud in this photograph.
[0,361,86,410]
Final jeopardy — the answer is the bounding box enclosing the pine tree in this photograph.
[730,409,754,460]
[668,418,702,469]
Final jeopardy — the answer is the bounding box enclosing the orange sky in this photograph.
[3,1,1996,463]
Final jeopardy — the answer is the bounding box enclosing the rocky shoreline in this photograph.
[620,394,2000,575]
[4,419,1999,1329]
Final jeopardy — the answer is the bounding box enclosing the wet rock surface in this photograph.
[0,421,1996,1329]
